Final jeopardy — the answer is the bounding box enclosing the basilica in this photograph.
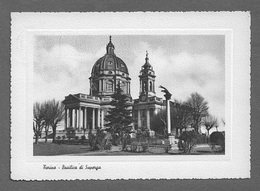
[62,36,164,135]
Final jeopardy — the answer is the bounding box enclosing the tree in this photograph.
[172,100,193,136]
[45,99,65,143]
[42,101,52,143]
[33,102,45,144]
[202,115,218,142]
[186,92,209,132]
[104,84,133,146]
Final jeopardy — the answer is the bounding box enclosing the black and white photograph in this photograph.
[33,35,226,156]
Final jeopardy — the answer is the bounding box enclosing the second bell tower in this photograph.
[139,51,156,101]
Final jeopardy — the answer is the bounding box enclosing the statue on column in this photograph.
[159,85,172,136]
[159,85,172,100]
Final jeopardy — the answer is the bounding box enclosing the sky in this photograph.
[33,35,225,131]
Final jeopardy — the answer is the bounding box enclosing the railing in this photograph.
[75,94,100,101]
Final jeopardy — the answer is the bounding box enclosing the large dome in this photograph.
[89,36,131,98]
[91,36,129,77]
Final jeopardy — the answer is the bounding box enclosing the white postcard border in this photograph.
[11,12,250,180]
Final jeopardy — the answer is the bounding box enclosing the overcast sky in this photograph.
[34,35,225,130]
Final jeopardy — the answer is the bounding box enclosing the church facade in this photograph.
[62,37,164,135]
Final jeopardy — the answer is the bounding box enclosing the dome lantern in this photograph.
[143,51,152,69]
[106,36,115,55]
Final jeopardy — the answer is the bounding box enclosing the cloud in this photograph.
[34,44,96,102]
[129,41,225,128]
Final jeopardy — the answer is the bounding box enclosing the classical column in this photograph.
[64,108,67,130]
[166,99,171,134]
[99,80,101,92]
[137,110,141,128]
[68,109,72,127]
[103,79,106,92]
[78,106,81,130]
[101,109,104,128]
[146,109,150,130]
[74,108,77,129]
[92,108,95,129]
[71,109,74,128]
[84,107,87,129]
[97,108,101,128]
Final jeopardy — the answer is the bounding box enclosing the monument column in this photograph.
[166,99,171,134]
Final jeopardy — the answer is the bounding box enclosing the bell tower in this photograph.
[139,51,156,101]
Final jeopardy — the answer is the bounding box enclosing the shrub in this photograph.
[75,136,79,140]
[141,142,149,152]
[163,139,171,153]
[179,131,201,153]
[210,132,225,151]
[130,142,138,152]
[62,135,66,140]
[121,132,131,150]
[111,133,120,146]
[81,135,86,140]
[56,136,61,140]
[104,142,112,150]
[88,129,106,150]
[136,126,150,142]
[66,127,75,140]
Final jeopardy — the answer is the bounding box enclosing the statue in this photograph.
[159,85,172,100]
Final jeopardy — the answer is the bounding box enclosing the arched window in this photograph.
[143,82,147,92]
[150,81,153,92]
[107,80,113,92]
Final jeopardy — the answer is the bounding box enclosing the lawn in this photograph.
[33,142,224,156]
[33,142,91,156]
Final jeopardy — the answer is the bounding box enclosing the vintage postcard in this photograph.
[11,12,250,180]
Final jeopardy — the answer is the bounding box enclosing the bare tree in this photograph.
[33,102,45,144]
[172,100,193,136]
[186,92,209,132]
[202,115,218,142]
[42,101,52,143]
[46,99,65,143]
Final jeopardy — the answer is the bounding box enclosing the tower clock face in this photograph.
[141,95,146,102]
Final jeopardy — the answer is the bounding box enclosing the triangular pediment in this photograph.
[62,94,80,104]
